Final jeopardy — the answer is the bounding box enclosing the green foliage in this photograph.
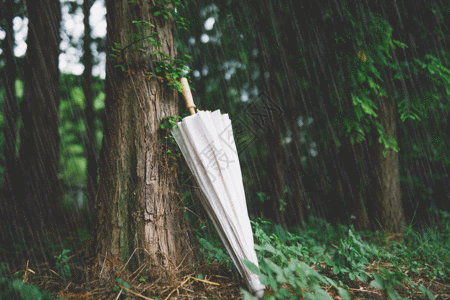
[370,268,410,300]
[54,249,72,278]
[151,0,189,31]
[161,115,185,160]
[0,263,56,300]
[193,220,234,270]
[256,192,271,203]
[323,229,371,282]
[148,53,192,93]
[108,1,191,93]
[244,215,450,300]
[197,237,233,269]
[242,257,349,300]
[113,278,130,296]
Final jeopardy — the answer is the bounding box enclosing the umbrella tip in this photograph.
[254,289,264,299]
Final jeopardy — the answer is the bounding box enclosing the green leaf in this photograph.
[243,259,261,276]
[337,287,350,300]
[371,272,384,289]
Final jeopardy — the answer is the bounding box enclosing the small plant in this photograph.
[242,257,350,300]
[279,198,287,212]
[0,263,54,300]
[113,278,130,296]
[54,249,72,278]
[370,267,410,300]
[161,115,185,162]
[323,229,372,281]
[198,238,232,268]
[147,52,192,93]
[151,0,189,31]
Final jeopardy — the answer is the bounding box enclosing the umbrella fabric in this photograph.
[172,110,265,295]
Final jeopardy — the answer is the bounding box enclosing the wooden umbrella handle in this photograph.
[179,78,196,115]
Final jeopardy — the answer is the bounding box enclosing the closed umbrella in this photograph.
[172,78,265,298]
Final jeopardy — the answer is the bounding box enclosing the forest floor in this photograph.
[1,213,450,300]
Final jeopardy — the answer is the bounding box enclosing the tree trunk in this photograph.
[1,0,18,216]
[14,0,63,229]
[82,0,98,215]
[349,142,370,231]
[367,95,405,233]
[95,0,194,279]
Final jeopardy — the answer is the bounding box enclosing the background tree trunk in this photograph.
[82,0,98,216]
[1,0,18,224]
[95,0,194,279]
[14,0,63,229]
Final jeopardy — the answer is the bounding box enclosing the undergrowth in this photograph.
[198,207,450,299]
[1,207,449,299]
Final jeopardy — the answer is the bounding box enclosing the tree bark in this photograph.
[95,0,194,279]
[367,95,405,233]
[14,0,63,229]
[82,0,98,215]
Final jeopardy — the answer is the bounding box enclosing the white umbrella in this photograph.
[172,78,265,298]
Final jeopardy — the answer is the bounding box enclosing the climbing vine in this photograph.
[108,0,192,93]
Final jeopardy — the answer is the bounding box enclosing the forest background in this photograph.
[0,0,450,299]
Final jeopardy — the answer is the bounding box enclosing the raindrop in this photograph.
[307,117,314,125]
[204,17,215,30]
[310,142,316,148]
[252,48,258,57]
[189,37,195,45]
[0,29,5,40]
[310,149,318,157]
[201,34,210,43]
[193,70,200,77]
[297,117,304,127]
[225,73,231,80]
[264,72,270,78]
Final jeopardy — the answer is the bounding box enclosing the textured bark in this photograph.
[82,0,98,213]
[368,96,405,233]
[14,0,63,228]
[95,0,194,279]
